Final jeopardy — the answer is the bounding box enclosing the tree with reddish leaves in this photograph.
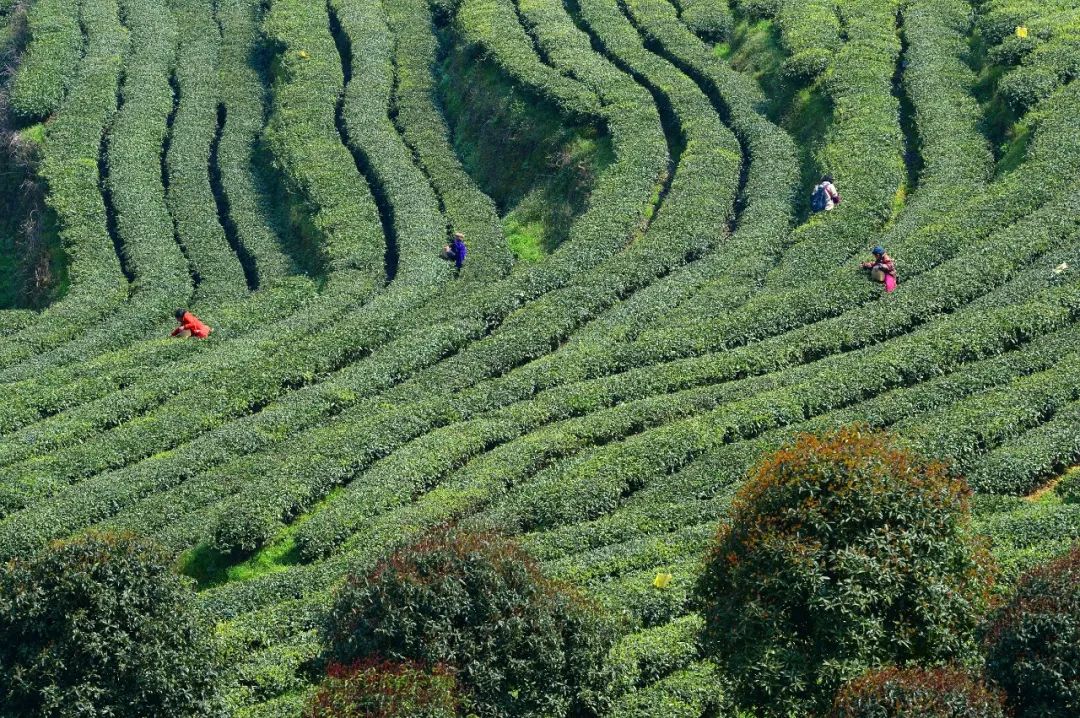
[831,666,1007,718]
[305,659,457,718]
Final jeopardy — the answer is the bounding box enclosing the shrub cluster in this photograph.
[212,0,296,284]
[0,0,130,367]
[774,0,842,80]
[1058,467,1080,504]
[830,667,1007,718]
[670,0,733,42]
[305,659,457,718]
[261,0,385,279]
[166,0,250,302]
[696,427,994,716]
[199,0,741,556]
[324,526,616,718]
[102,0,193,327]
[0,531,222,717]
[983,543,1080,718]
[9,0,81,121]
[977,1,1080,113]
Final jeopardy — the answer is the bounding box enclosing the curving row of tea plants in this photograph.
[0,0,1078,714]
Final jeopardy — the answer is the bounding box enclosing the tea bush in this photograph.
[830,667,1007,718]
[9,0,81,120]
[324,526,616,717]
[0,531,222,717]
[696,427,995,716]
[0,0,129,366]
[1058,467,1080,504]
[671,0,733,41]
[305,659,457,718]
[983,543,1080,718]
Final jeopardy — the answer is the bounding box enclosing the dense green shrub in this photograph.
[0,0,130,367]
[735,0,781,20]
[695,427,994,716]
[1058,467,1080,504]
[166,0,250,301]
[305,660,457,718]
[983,543,1080,718]
[9,0,81,121]
[0,531,222,717]
[830,667,1007,718]
[775,0,842,80]
[605,661,732,718]
[670,0,733,42]
[324,526,616,717]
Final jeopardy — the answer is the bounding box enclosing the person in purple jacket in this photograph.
[443,231,467,271]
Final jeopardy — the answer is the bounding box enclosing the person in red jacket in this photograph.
[171,308,212,339]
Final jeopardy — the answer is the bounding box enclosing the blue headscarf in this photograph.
[872,246,885,256]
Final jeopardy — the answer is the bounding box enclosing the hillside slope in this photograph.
[0,0,1078,714]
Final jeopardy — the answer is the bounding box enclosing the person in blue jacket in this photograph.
[443,231,467,271]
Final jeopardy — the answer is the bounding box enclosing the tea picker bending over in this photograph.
[171,308,212,339]
[442,231,467,271]
[811,175,841,213]
[862,246,897,292]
